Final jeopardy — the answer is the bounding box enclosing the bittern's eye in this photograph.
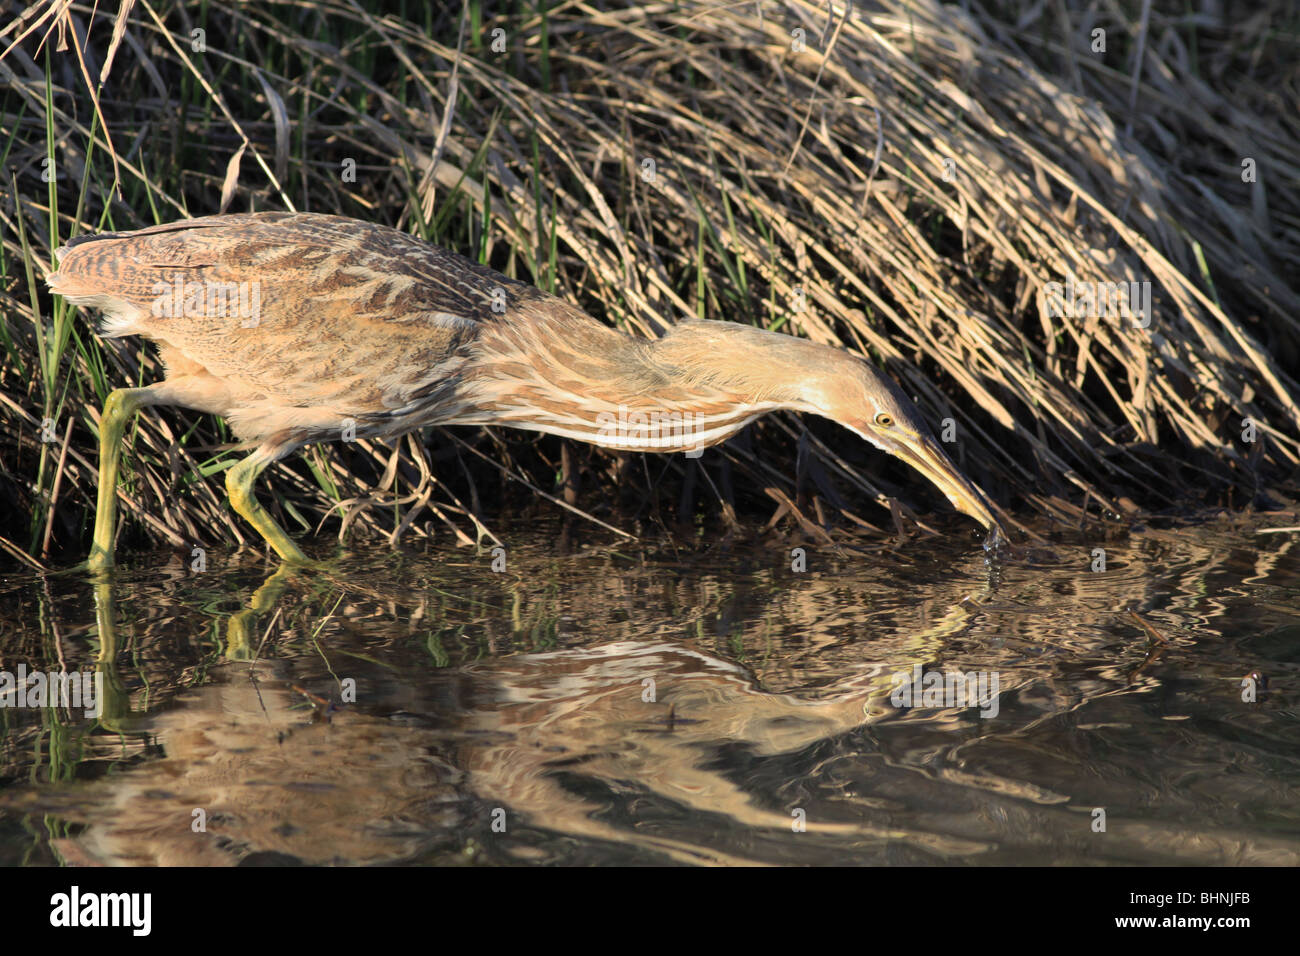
[874,412,895,428]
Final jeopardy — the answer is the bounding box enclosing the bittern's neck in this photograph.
[460,319,846,453]
[648,322,848,412]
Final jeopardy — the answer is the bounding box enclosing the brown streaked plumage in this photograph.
[47,212,1005,568]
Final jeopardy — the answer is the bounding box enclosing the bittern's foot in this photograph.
[53,554,116,580]
[86,545,115,575]
[230,537,326,569]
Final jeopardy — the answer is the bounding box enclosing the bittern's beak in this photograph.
[875,431,1007,541]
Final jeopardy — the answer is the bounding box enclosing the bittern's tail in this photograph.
[46,235,150,338]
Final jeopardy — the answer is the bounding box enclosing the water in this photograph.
[1,515,1297,866]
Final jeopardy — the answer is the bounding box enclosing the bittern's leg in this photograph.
[225,450,310,564]
[90,386,170,572]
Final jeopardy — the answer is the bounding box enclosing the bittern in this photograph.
[47,212,1004,569]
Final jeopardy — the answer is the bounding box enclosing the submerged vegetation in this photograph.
[1,0,1297,567]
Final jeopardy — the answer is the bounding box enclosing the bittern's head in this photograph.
[803,354,1005,538]
[652,322,1006,539]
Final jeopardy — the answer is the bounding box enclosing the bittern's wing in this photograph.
[47,213,581,419]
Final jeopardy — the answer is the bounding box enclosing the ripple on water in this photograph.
[1,516,1297,866]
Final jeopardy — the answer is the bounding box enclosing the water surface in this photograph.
[1,516,1297,866]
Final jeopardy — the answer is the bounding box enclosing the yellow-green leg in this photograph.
[90,386,166,572]
[225,451,310,564]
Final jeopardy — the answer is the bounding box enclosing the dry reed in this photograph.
[1,0,1296,566]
